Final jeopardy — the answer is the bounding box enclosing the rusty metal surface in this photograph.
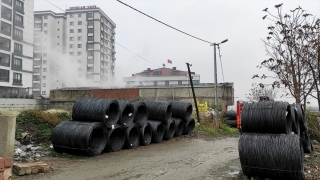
[91,89,139,100]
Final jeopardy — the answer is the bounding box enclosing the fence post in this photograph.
[0,116,16,157]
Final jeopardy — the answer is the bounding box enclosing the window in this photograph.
[69,52,74,56]
[13,58,22,69]
[88,51,93,56]
[70,21,74,26]
[42,83,46,87]
[78,29,82,33]
[88,28,94,33]
[14,43,22,54]
[43,53,47,57]
[0,69,9,82]
[88,36,93,41]
[15,0,23,8]
[43,68,47,72]
[43,76,46,80]
[87,67,93,72]
[78,21,82,25]
[44,30,47,34]
[69,44,74,48]
[88,13,93,18]
[78,14,81,18]
[70,14,73,18]
[172,71,179,75]
[70,29,74,33]
[42,91,46,95]
[78,44,82,48]
[15,14,23,27]
[43,23,47,27]
[77,59,82,63]
[77,52,82,56]
[14,28,23,40]
[165,81,169,86]
[139,82,143,85]
[78,67,82,71]
[70,37,74,41]
[153,81,157,86]
[88,44,93,49]
[78,36,82,41]
[43,60,47,64]
[88,20,93,26]
[13,73,22,84]
[153,71,161,76]
[34,31,41,36]
[44,15,48,19]
[178,81,182,85]
[34,23,41,29]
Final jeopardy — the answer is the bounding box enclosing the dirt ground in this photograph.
[13,134,243,180]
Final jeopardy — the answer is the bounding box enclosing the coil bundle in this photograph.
[239,101,312,180]
[51,98,195,157]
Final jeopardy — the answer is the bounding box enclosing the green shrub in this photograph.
[306,111,320,141]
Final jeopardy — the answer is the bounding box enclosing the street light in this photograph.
[210,39,228,122]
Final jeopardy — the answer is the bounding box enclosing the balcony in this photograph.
[1,6,12,21]
[0,69,9,82]
[0,37,11,52]
[14,49,22,55]
[2,0,12,6]
[15,6,24,14]
[0,53,10,67]
[13,79,22,85]
[1,13,11,22]
[12,64,22,70]
[14,20,23,28]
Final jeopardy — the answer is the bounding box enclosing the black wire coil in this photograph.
[224,110,236,120]
[296,103,307,132]
[51,120,107,156]
[163,119,175,140]
[172,117,185,137]
[123,123,140,149]
[291,105,300,135]
[148,120,165,143]
[140,122,152,146]
[239,133,304,180]
[226,120,237,128]
[117,100,134,127]
[72,98,120,128]
[130,101,149,127]
[241,101,292,134]
[301,131,313,153]
[144,101,172,124]
[170,100,193,120]
[183,118,195,135]
[104,125,125,152]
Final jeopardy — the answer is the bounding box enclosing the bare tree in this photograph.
[254,4,320,109]
[245,83,278,102]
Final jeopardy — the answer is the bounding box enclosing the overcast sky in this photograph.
[34,0,320,107]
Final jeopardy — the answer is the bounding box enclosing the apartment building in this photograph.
[0,0,34,97]
[123,66,200,87]
[34,5,116,97]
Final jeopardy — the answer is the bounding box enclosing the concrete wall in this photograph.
[0,99,50,111]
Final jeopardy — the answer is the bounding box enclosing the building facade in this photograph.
[33,6,116,97]
[0,0,34,97]
[123,67,200,87]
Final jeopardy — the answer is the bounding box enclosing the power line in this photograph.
[116,0,213,44]
[45,0,161,68]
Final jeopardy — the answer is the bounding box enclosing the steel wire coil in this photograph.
[291,105,300,135]
[296,104,307,132]
[224,110,236,120]
[130,101,148,127]
[72,98,120,128]
[241,101,292,134]
[104,125,125,152]
[148,120,165,143]
[51,120,107,156]
[172,117,185,137]
[140,122,152,146]
[226,120,237,128]
[183,118,195,135]
[239,133,304,180]
[170,100,193,120]
[123,123,140,149]
[117,100,134,127]
[301,131,312,153]
[163,119,175,140]
[144,101,172,124]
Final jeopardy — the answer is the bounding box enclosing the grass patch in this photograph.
[196,123,219,135]
[51,151,88,159]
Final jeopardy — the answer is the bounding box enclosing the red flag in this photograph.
[167,59,172,64]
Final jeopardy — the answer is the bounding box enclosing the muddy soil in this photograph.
[13,136,242,180]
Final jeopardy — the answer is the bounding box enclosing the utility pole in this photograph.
[210,39,228,122]
[186,63,200,123]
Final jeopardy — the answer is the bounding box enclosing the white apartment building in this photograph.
[123,66,200,87]
[34,6,116,97]
[0,0,34,97]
